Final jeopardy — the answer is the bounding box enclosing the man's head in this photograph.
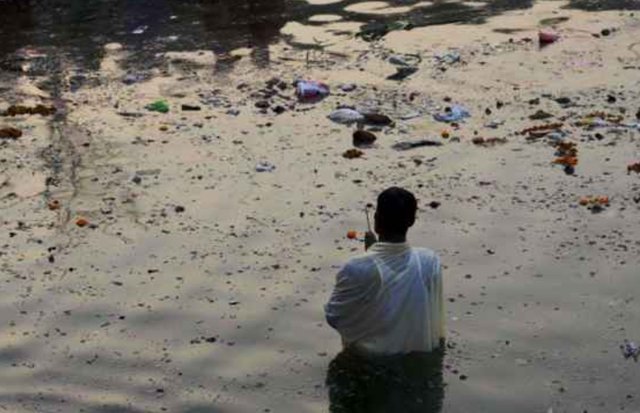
[374,187,417,240]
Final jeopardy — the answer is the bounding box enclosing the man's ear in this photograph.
[407,214,416,228]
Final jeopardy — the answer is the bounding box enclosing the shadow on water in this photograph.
[326,348,445,413]
[0,0,568,73]
[565,0,640,11]
[0,0,638,73]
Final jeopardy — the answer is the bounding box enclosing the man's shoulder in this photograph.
[411,247,440,261]
[411,247,442,273]
[341,254,379,283]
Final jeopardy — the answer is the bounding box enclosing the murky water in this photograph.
[1,0,637,72]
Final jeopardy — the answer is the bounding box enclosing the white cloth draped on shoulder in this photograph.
[325,242,444,355]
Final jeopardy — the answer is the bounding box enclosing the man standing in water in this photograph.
[325,187,445,354]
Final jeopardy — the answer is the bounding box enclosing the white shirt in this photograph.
[325,242,444,355]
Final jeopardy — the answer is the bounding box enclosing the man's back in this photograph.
[325,242,444,355]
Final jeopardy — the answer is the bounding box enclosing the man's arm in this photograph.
[324,265,354,329]
[324,260,377,331]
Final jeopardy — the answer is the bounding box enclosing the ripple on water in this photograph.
[305,0,344,5]
[309,14,344,23]
[344,1,434,15]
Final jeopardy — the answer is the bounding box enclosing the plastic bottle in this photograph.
[296,81,330,101]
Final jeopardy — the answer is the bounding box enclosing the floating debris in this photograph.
[0,127,22,139]
[3,104,56,117]
[472,137,507,146]
[621,340,640,362]
[343,149,364,159]
[353,130,377,147]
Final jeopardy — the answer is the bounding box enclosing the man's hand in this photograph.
[364,231,377,251]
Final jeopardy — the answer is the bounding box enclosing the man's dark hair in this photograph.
[376,187,417,234]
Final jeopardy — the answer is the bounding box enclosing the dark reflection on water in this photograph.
[0,0,638,72]
[566,0,640,11]
[0,0,528,73]
[326,348,445,413]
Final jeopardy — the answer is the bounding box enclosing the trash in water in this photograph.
[353,130,377,147]
[577,112,624,128]
[529,110,554,120]
[357,20,413,42]
[578,195,609,213]
[122,73,146,85]
[472,137,507,146]
[552,156,578,166]
[387,66,418,81]
[620,340,639,362]
[434,105,470,123]
[47,199,61,211]
[255,161,276,172]
[552,140,578,173]
[76,217,90,228]
[521,123,563,139]
[400,111,422,120]
[328,108,364,125]
[339,83,357,92]
[434,52,461,65]
[485,119,505,129]
[296,80,330,102]
[132,25,148,35]
[3,104,56,117]
[389,54,421,67]
[146,100,170,113]
[363,113,393,126]
[0,127,22,139]
[627,162,640,174]
[343,149,364,159]
[539,31,559,46]
[181,104,201,111]
[392,140,442,151]
[547,131,567,142]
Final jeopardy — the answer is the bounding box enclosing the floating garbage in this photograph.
[387,66,418,81]
[621,340,639,362]
[578,195,609,213]
[362,113,393,126]
[521,123,563,139]
[343,149,364,159]
[328,108,364,125]
[339,83,357,92]
[255,161,276,172]
[485,119,505,129]
[392,140,442,151]
[353,130,377,147]
[434,52,461,65]
[472,137,507,146]
[389,54,421,67]
[0,127,22,139]
[296,80,330,102]
[146,100,170,113]
[628,162,640,174]
[122,73,146,85]
[76,217,90,228]
[434,105,470,123]
[357,20,413,42]
[552,141,578,174]
[539,31,559,45]
[132,25,148,35]
[3,104,56,117]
